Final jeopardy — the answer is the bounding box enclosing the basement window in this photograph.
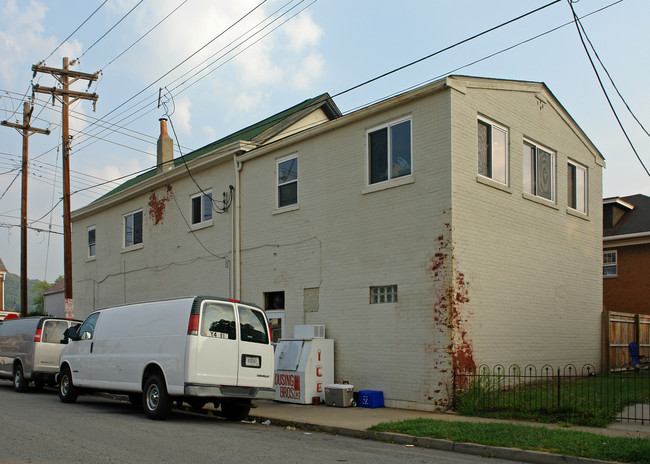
[370,285,398,304]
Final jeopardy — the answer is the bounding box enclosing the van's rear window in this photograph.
[201,303,236,340]
[238,307,269,344]
[42,320,69,344]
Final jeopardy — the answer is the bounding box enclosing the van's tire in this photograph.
[13,364,28,393]
[58,366,79,403]
[143,375,171,420]
[221,400,251,421]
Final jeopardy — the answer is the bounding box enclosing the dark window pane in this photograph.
[191,196,201,224]
[369,128,388,184]
[278,182,297,207]
[477,121,491,177]
[133,211,143,245]
[391,121,411,178]
[567,163,576,209]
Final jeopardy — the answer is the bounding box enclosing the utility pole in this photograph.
[2,102,50,317]
[32,57,98,319]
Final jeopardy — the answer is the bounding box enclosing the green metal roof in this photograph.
[96,93,338,202]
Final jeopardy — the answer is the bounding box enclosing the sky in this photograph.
[0,0,648,283]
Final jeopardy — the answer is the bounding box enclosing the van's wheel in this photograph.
[59,367,79,403]
[143,375,171,420]
[221,400,251,421]
[13,364,28,393]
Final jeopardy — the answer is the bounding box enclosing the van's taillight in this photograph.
[187,314,199,335]
[268,324,273,343]
[34,328,42,342]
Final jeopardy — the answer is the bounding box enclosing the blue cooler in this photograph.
[359,390,384,408]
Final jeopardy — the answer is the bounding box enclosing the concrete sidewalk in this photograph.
[246,400,650,464]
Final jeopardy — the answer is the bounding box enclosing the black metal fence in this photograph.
[452,364,650,426]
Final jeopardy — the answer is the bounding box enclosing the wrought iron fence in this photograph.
[452,364,650,425]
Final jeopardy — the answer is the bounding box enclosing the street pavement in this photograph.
[245,399,650,464]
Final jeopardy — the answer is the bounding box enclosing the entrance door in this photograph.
[265,310,284,343]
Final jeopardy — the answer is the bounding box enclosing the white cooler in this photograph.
[324,384,355,407]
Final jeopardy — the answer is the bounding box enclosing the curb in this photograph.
[249,415,618,464]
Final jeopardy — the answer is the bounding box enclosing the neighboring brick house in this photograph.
[603,194,650,315]
[70,76,604,411]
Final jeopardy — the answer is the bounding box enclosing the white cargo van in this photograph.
[58,296,274,420]
[0,316,81,392]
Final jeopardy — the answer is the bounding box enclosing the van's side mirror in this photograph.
[62,325,80,343]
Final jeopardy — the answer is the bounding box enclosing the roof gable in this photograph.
[603,194,650,236]
[95,93,341,202]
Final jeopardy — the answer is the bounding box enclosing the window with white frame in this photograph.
[191,191,213,225]
[367,118,412,185]
[370,285,398,304]
[277,155,298,208]
[477,117,508,184]
[523,140,555,201]
[567,161,587,213]
[87,226,96,258]
[123,210,143,248]
[603,251,617,277]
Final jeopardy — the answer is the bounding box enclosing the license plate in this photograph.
[244,355,260,368]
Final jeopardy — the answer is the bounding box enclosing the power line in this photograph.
[567,0,649,177]
[78,0,145,61]
[101,0,192,71]
[43,0,109,63]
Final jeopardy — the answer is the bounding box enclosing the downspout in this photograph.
[233,155,243,301]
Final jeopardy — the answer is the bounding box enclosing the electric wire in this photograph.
[42,0,109,63]
[78,0,145,61]
[567,0,649,177]
[573,7,649,138]
[100,0,192,71]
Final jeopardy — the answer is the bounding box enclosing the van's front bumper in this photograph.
[184,383,275,399]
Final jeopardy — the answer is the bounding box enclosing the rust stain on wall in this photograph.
[148,185,172,225]
[423,213,475,406]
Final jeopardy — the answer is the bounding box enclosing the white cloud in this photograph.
[282,12,323,53]
[201,125,216,141]
[290,53,324,91]
[170,96,192,135]
[0,0,56,84]
[232,91,269,113]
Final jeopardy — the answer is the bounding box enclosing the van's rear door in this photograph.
[192,301,239,386]
[34,319,70,371]
[236,304,273,388]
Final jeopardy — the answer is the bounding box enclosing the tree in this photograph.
[31,280,52,315]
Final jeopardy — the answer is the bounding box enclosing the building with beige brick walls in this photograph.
[70,76,604,411]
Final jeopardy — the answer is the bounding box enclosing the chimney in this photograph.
[157,118,173,173]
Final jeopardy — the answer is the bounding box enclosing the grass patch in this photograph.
[369,419,650,464]
[455,370,650,427]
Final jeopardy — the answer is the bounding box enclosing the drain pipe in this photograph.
[233,155,243,301]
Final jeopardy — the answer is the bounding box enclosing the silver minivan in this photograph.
[0,317,80,392]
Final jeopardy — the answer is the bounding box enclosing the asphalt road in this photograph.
[0,380,524,464]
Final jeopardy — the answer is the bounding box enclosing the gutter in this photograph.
[603,231,650,247]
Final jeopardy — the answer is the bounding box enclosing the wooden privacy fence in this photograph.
[603,311,650,370]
